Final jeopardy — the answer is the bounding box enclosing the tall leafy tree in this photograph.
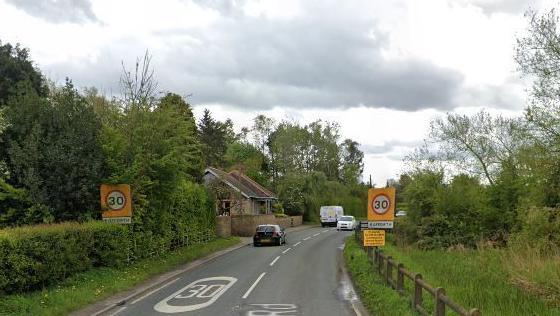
[197,109,235,168]
[0,40,47,106]
[4,80,105,221]
[339,139,364,184]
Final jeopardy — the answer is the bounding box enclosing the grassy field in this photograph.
[375,237,560,316]
[0,237,239,316]
[344,237,417,316]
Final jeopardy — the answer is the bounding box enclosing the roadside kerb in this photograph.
[74,225,315,316]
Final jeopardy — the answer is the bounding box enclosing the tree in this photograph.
[197,109,234,168]
[340,139,364,184]
[0,40,47,106]
[516,9,560,146]
[224,142,269,185]
[120,50,158,110]
[4,80,105,221]
[429,111,523,185]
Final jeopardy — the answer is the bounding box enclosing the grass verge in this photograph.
[380,238,560,316]
[344,237,416,316]
[0,237,240,316]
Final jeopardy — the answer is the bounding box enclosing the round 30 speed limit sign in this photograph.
[367,187,396,221]
[372,194,391,215]
[100,184,132,221]
[106,190,126,211]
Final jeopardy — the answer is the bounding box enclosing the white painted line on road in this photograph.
[303,237,311,240]
[270,256,281,266]
[130,277,181,305]
[322,229,329,233]
[155,276,237,313]
[243,272,266,299]
[108,306,127,316]
[293,242,301,247]
[282,247,292,254]
[313,233,320,237]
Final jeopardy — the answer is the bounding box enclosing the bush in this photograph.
[0,221,129,295]
[509,207,560,256]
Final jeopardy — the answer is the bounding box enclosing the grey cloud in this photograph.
[43,0,518,112]
[361,140,422,155]
[456,77,526,110]
[155,2,465,111]
[466,0,536,15]
[191,0,246,16]
[6,0,99,24]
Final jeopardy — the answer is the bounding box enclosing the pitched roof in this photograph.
[205,167,277,199]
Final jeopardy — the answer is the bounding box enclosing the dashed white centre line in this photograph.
[322,229,329,233]
[243,272,266,299]
[270,256,281,266]
[303,237,311,240]
[282,247,292,254]
[313,233,320,237]
[293,241,302,247]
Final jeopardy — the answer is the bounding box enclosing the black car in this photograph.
[253,224,286,246]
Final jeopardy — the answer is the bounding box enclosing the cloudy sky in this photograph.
[0,0,552,185]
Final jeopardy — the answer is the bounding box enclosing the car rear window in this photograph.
[340,216,353,221]
[256,226,275,232]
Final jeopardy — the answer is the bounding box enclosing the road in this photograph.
[107,226,362,316]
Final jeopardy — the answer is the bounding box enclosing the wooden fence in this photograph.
[354,230,481,316]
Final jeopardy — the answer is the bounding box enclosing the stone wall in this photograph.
[231,214,276,236]
[225,214,304,237]
[275,215,303,228]
[215,216,232,237]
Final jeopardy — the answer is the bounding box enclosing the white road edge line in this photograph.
[242,272,266,299]
[130,277,181,305]
[293,241,302,247]
[282,247,292,254]
[108,306,127,316]
[270,256,281,266]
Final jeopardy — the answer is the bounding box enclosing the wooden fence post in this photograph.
[413,273,423,310]
[397,263,404,294]
[468,308,482,316]
[386,256,393,287]
[435,287,446,316]
[378,252,383,274]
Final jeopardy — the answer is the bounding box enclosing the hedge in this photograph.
[0,222,129,295]
[0,220,216,295]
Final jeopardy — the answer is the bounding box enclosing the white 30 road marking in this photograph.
[293,242,301,247]
[154,276,237,313]
[242,272,266,299]
[270,256,280,266]
[282,247,292,254]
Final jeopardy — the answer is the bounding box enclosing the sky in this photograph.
[0,0,553,185]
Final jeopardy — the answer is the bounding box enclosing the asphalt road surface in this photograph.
[108,226,361,316]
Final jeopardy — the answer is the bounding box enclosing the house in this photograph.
[203,167,277,215]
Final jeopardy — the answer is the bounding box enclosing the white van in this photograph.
[320,206,344,227]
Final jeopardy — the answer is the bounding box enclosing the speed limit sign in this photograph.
[101,184,132,223]
[372,194,391,214]
[367,187,396,221]
[106,190,126,210]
